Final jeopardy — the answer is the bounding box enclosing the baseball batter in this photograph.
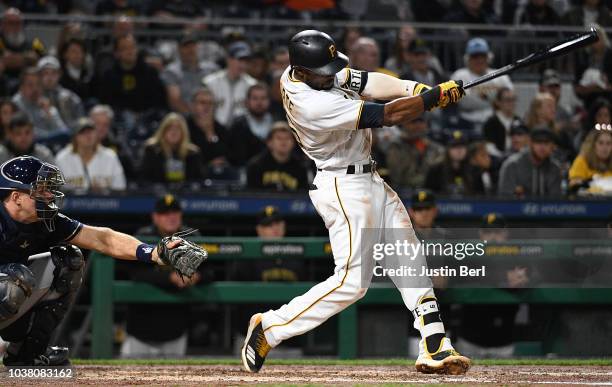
[242,30,471,375]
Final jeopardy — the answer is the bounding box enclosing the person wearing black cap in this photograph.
[0,112,55,164]
[401,39,446,89]
[121,194,201,358]
[407,189,446,240]
[202,41,257,126]
[55,116,126,193]
[251,206,305,283]
[455,212,526,358]
[162,32,219,114]
[498,127,562,197]
[425,130,471,195]
[508,122,530,155]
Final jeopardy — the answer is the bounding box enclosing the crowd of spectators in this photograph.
[0,1,609,198]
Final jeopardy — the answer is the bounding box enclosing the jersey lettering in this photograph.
[346,69,363,94]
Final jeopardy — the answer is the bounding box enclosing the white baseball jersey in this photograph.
[280,67,416,169]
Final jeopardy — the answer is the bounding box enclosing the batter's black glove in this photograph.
[156,229,208,278]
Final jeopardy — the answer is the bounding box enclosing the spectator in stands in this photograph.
[38,56,85,131]
[338,27,362,56]
[509,122,531,155]
[525,91,575,162]
[574,24,612,107]
[247,46,270,82]
[55,22,86,61]
[562,0,612,27]
[408,188,450,293]
[89,104,135,179]
[12,67,70,141]
[581,98,612,145]
[186,88,231,173]
[162,32,219,114]
[141,112,204,184]
[466,141,497,195]
[425,130,471,196]
[401,39,446,88]
[55,117,127,193]
[408,189,447,240]
[59,38,94,102]
[269,46,290,74]
[387,117,445,190]
[229,83,273,166]
[253,206,304,279]
[97,34,166,113]
[525,92,558,132]
[350,37,397,77]
[95,0,142,17]
[0,98,18,140]
[93,16,135,79]
[456,213,526,359]
[121,194,201,358]
[483,88,523,155]
[451,38,514,133]
[514,0,561,29]
[498,128,562,197]
[385,25,417,76]
[539,69,577,134]
[0,8,45,86]
[246,122,308,191]
[443,0,500,36]
[568,129,612,191]
[0,112,54,164]
[203,41,257,126]
[268,69,286,120]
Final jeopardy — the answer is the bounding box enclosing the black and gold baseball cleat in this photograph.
[241,313,271,373]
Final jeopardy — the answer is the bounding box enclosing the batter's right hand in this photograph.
[437,80,465,108]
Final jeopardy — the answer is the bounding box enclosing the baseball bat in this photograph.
[464,27,599,89]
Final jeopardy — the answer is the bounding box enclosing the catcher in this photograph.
[0,156,207,366]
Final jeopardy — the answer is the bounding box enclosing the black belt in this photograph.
[317,161,376,174]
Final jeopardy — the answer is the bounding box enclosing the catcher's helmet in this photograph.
[289,30,348,76]
[0,156,65,231]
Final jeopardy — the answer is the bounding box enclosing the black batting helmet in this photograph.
[289,30,348,76]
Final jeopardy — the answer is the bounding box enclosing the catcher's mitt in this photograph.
[157,229,207,278]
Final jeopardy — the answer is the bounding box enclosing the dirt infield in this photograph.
[3,364,612,386]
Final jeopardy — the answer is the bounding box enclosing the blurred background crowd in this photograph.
[0,0,609,198]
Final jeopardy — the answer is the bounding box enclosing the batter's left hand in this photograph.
[437,80,465,108]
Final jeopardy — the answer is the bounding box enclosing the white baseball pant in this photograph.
[261,170,437,347]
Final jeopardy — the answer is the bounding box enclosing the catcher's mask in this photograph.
[0,156,66,232]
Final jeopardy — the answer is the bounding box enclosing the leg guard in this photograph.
[5,245,84,362]
[0,264,36,321]
[413,296,446,354]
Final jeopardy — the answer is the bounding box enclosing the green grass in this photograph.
[71,357,612,367]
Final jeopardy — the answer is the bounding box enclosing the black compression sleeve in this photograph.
[421,86,441,111]
[357,102,385,129]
